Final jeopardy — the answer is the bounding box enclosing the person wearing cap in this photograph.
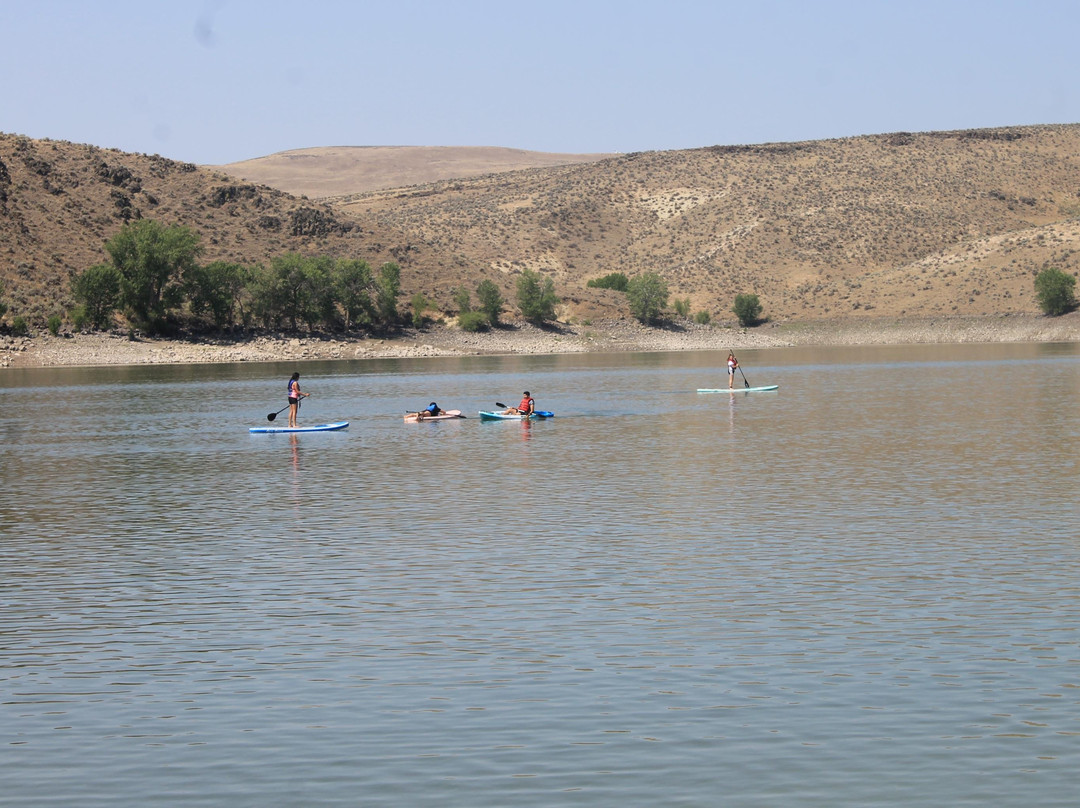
[502,391,535,416]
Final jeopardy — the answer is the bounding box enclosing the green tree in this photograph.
[587,272,629,292]
[516,268,558,323]
[454,285,472,314]
[106,219,202,331]
[626,272,669,324]
[185,261,248,330]
[1034,267,1077,316]
[410,291,433,328]
[334,258,374,330]
[0,281,7,321]
[249,253,331,331]
[476,279,504,325]
[71,263,123,330]
[733,293,763,327]
[374,262,401,327]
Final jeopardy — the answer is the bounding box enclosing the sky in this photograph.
[3,0,1079,166]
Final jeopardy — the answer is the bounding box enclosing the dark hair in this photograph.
[523,391,530,396]
[291,372,300,381]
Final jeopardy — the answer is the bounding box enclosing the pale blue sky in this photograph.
[3,0,1077,165]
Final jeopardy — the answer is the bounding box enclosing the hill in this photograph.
[3,125,1080,331]
[0,133,411,323]
[211,146,615,199]
[333,125,1080,323]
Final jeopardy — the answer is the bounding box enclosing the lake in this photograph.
[2,342,1079,807]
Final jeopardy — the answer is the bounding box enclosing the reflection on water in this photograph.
[2,343,1079,807]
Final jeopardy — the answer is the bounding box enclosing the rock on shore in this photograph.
[2,314,1078,369]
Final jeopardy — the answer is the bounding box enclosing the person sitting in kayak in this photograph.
[415,402,445,420]
[502,391,535,416]
[727,352,739,389]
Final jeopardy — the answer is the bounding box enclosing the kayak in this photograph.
[404,409,465,422]
[478,410,554,420]
[697,386,779,393]
[249,421,349,433]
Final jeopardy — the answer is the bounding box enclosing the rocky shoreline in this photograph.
[3,314,1079,369]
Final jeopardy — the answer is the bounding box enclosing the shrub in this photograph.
[673,297,691,318]
[587,272,629,292]
[11,315,28,336]
[71,305,88,332]
[458,310,490,332]
[1034,267,1077,316]
[626,272,669,324]
[733,293,763,327]
[694,310,711,325]
[47,315,62,336]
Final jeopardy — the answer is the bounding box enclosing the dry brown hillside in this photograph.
[0,134,412,323]
[3,125,1080,330]
[335,125,1080,323]
[212,146,615,199]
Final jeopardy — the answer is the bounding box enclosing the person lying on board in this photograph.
[501,391,535,416]
[415,402,445,420]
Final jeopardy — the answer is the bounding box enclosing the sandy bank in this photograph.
[2,314,1079,370]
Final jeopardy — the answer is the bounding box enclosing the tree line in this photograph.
[37,218,1080,338]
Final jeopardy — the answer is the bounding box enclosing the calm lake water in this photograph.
[2,343,1079,807]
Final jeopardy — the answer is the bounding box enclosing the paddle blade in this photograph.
[495,402,507,408]
[744,380,750,388]
[267,412,278,421]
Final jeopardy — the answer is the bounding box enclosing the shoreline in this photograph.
[3,314,1079,369]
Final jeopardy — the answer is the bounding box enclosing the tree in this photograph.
[334,258,374,330]
[185,261,248,330]
[0,281,7,321]
[476,279,504,325]
[626,272,669,324]
[106,219,202,331]
[71,263,123,330]
[516,268,558,323]
[733,293,763,327]
[1034,267,1077,316]
[410,292,433,328]
[454,285,472,314]
[374,262,401,327]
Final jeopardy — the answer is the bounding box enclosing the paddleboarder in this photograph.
[727,352,739,389]
[287,372,310,427]
[415,402,445,421]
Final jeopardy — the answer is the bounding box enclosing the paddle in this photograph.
[268,394,309,421]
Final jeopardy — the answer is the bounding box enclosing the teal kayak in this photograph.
[478,410,554,421]
[697,386,779,393]
[249,421,349,433]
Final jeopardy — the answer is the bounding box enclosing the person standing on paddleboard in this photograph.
[287,372,310,427]
[727,353,739,389]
